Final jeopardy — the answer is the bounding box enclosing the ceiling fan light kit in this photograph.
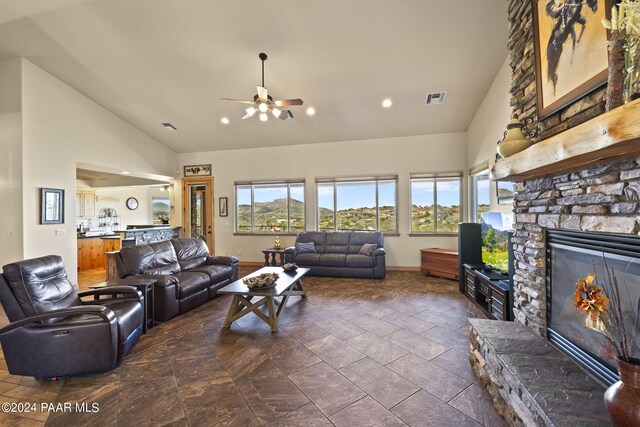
[222,52,304,122]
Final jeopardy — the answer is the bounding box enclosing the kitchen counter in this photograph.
[117,226,181,245]
[77,233,121,240]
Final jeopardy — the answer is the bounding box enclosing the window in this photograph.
[235,181,305,233]
[152,198,170,224]
[471,171,490,223]
[316,176,397,232]
[411,172,462,233]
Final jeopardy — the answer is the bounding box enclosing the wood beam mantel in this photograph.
[491,98,640,181]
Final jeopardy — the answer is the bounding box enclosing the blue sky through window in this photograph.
[412,178,460,207]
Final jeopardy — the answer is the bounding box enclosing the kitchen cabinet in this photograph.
[76,189,96,218]
[77,237,121,271]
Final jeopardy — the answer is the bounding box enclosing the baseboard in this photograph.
[387,266,421,272]
[238,261,264,267]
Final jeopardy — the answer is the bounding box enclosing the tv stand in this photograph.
[464,263,511,321]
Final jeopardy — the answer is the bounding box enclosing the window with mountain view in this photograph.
[316,177,397,232]
[235,181,305,233]
[411,173,462,233]
[471,171,490,223]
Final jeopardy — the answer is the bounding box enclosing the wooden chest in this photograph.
[420,248,459,280]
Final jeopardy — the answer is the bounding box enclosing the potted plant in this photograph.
[575,255,640,426]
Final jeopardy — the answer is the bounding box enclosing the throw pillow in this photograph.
[359,243,378,256]
[296,242,316,254]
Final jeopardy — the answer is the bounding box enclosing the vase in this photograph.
[604,357,640,426]
[496,115,533,158]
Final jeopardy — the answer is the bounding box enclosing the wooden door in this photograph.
[182,177,215,253]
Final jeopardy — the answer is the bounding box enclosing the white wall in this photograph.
[178,133,468,267]
[20,59,178,283]
[0,58,23,268]
[466,57,513,214]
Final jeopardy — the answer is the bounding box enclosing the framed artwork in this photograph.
[40,188,64,224]
[184,164,211,177]
[496,181,517,204]
[532,0,611,119]
[219,197,228,217]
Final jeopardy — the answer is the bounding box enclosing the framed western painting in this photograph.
[532,0,611,119]
[40,188,64,224]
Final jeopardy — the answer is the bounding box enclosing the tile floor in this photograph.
[0,269,507,426]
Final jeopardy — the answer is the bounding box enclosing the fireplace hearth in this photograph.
[546,229,640,385]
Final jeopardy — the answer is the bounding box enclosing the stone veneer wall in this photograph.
[505,0,637,336]
[512,158,640,335]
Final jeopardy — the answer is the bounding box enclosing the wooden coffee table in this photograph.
[219,266,309,332]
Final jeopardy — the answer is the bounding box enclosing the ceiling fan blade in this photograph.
[241,113,252,120]
[221,98,253,104]
[279,109,294,120]
[274,98,304,107]
[257,86,268,101]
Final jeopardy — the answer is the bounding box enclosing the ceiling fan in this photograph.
[221,52,303,121]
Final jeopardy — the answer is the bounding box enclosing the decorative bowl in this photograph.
[243,272,279,289]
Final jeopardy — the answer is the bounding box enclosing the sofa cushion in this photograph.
[295,232,326,253]
[346,254,374,268]
[173,272,210,298]
[172,238,210,270]
[318,253,346,267]
[323,233,350,254]
[120,241,180,276]
[358,243,378,256]
[187,264,233,283]
[294,253,322,266]
[99,299,143,343]
[295,242,316,254]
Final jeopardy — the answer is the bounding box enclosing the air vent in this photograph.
[161,122,177,130]
[425,92,447,105]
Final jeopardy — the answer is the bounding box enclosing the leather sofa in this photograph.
[111,238,239,322]
[0,255,144,379]
[284,231,386,279]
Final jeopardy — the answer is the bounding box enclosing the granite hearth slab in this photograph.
[469,319,611,427]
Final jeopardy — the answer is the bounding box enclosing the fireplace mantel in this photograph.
[492,98,640,181]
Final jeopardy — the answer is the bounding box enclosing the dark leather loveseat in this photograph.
[284,231,386,279]
[0,255,144,379]
[110,238,238,322]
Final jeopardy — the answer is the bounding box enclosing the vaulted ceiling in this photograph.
[0,0,508,153]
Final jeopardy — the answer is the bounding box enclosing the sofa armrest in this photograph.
[372,248,386,256]
[284,246,297,264]
[206,256,239,266]
[284,246,296,255]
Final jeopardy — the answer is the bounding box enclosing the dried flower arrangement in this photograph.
[574,254,640,363]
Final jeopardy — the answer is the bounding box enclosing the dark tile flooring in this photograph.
[0,269,507,426]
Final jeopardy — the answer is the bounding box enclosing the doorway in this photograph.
[182,177,215,253]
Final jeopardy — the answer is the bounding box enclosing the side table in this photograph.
[262,248,285,266]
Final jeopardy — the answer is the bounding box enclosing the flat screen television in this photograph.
[480,212,513,273]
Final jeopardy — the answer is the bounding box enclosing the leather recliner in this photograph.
[111,238,238,322]
[0,255,144,379]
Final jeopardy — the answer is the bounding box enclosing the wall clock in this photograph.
[126,197,139,210]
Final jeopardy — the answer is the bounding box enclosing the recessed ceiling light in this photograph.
[362,104,369,109]
[161,122,177,130]
[382,99,393,108]
[306,107,316,116]
[121,171,131,175]
[220,117,230,125]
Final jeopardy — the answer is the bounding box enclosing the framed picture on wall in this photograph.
[531,0,611,119]
[496,181,517,204]
[219,197,228,217]
[40,188,65,224]
[184,164,211,177]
